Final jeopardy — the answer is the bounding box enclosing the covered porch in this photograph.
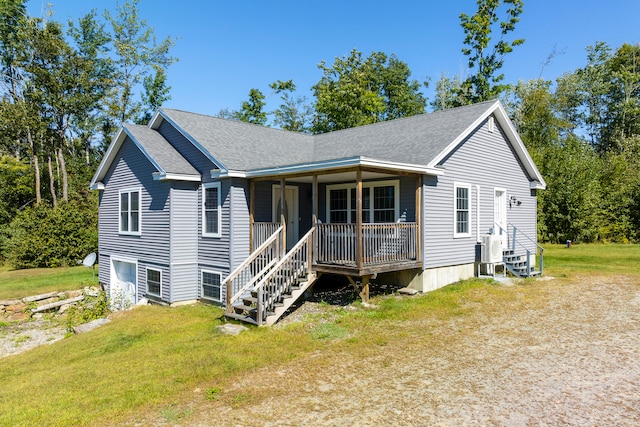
[248,164,425,283]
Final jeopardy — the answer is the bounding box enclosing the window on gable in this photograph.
[119,188,141,234]
[202,270,221,301]
[146,268,161,297]
[454,183,471,237]
[203,183,221,237]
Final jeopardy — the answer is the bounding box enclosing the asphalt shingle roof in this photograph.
[125,124,199,176]
[160,100,498,171]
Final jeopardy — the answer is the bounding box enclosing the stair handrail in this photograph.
[495,222,544,276]
[253,227,315,325]
[224,226,283,315]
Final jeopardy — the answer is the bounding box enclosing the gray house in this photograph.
[90,100,545,325]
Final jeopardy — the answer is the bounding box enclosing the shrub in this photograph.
[5,199,97,268]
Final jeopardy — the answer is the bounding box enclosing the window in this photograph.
[454,183,471,237]
[146,268,161,297]
[326,180,398,224]
[202,270,221,301]
[119,188,141,234]
[202,182,221,237]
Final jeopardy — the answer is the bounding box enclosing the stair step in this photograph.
[233,304,256,314]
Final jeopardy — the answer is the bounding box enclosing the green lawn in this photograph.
[542,243,640,277]
[0,244,639,426]
[0,265,98,300]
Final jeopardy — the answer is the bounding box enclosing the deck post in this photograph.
[360,275,370,303]
[312,174,318,265]
[249,180,255,253]
[280,178,286,256]
[356,168,363,271]
[415,174,422,263]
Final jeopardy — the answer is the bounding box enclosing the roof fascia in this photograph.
[153,172,201,182]
[229,157,443,179]
[427,101,547,189]
[90,126,165,190]
[153,108,227,171]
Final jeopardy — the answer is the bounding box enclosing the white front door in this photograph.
[272,185,299,251]
[111,259,137,309]
[494,189,507,248]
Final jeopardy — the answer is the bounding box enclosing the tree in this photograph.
[312,49,426,133]
[104,0,176,134]
[235,88,267,125]
[270,80,313,132]
[430,72,470,111]
[138,64,170,123]
[457,0,525,104]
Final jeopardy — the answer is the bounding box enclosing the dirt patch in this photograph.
[0,317,66,358]
[138,275,640,426]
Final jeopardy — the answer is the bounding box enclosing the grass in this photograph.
[542,243,640,277]
[0,244,638,426]
[0,265,98,300]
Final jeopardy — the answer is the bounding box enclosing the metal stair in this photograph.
[503,249,541,278]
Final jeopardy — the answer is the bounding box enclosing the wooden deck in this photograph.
[253,222,421,277]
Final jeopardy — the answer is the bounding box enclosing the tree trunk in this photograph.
[58,147,68,202]
[48,155,57,208]
[26,128,42,205]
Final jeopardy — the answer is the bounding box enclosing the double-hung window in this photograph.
[119,188,141,235]
[326,180,398,224]
[202,270,221,301]
[454,183,471,237]
[146,268,161,297]
[202,182,221,237]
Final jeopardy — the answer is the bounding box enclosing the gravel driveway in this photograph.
[172,275,640,427]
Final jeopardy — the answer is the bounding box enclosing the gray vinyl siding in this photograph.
[254,181,273,222]
[170,185,199,302]
[423,116,538,269]
[229,178,250,271]
[97,137,171,293]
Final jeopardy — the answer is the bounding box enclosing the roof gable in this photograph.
[92,100,545,190]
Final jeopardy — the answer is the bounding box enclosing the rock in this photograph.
[9,311,28,321]
[136,298,149,306]
[6,303,26,313]
[23,291,59,303]
[84,287,100,297]
[0,299,21,306]
[217,323,248,336]
[72,318,110,334]
[398,287,419,296]
[67,290,83,298]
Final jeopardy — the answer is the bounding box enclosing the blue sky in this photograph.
[27,0,640,118]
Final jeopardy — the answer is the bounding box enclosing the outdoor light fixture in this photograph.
[509,196,522,208]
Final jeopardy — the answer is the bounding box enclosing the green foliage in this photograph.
[312,49,426,133]
[0,265,96,300]
[458,0,525,104]
[235,88,268,125]
[65,290,109,331]
[6,200,97,268]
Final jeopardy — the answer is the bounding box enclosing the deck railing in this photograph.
[252,222,281,251]
[254,227,315,324]
[225,225,283,315]
[316,222,418,267]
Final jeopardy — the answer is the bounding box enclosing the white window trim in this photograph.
[453,182,472,238]
[201,269,222,302]
[146,267,162,298]
[202,182,222,237]
[118,187,142,236]
[325,179,400,224]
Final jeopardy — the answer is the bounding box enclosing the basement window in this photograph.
[202,270,221,302]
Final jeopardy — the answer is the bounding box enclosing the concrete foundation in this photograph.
[376,263,476,293]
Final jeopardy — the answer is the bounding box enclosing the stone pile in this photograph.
[0,287,101,322]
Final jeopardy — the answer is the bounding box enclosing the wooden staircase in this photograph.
[224,227,317,326]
